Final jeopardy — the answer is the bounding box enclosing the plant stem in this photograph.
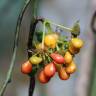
[56,44,60,51]
[42,21,46,49]
[29,77,35,96]
[47,20,73,32]
[28,19,36,96]
[27,18,43,96]
[0,46,17,96]
[0,0,32,96]
[45,53,51,63]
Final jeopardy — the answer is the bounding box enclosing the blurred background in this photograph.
[0,0,96,96]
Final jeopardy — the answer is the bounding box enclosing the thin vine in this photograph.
[0,0,32,96]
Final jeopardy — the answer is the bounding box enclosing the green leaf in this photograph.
[59,36,68,41]
[71,20,80,36]
[45,22,53,33]
[63,41,69,49]
[36,31,43,42]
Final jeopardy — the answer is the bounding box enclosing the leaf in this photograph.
[71,20,80,36]
[59,36,68,41]
[45,22,53,33]
[36,31,43,42]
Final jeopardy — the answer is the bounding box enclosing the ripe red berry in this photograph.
[38,70,50,84]
[44,62,56,77]
[50,53,65,64]
[21,61,32,74]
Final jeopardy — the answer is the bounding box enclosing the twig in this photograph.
[42,21,46,49]
[0,0,31,96]
[29,77,35,96]
[27,17,43,96]
[47,20,73,32]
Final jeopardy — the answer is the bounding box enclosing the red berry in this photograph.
[44,62,56,77]
[38,70,50,84]
[50,53,65,64]
[21,61,32,74]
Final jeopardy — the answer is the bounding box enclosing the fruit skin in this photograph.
[38,70,50,84]
[68,38,83,54]
[65,61,76,74]
[70,38,84,49]
[29,56,42,65]
[69,46,80,54]
[58,67,70,80]
[21,61,32,74]
[55,63,62,72]
[50,33,59,40]
[44,62,56,77]
[50,53,65,64]
[64,51,72,64]
[36,43,47,50]
[44,34,57,48]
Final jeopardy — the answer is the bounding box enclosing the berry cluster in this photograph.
[21,19,84,84]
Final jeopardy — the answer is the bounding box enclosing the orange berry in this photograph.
[65,61,76,74]
[44,62,56,77]
[38,70,50,84]
[70,38,84,49]
[21,61,32,74]
[44,34,57,48]
[58,67,70,80]
[64,51,72,64]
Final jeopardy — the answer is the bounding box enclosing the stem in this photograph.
[27,18,43,96]
[42,21,46,49]
[28,19,36,96]
[29,77,35,96]
[0,0,31,96]
[45,53,51,63]
[33,51,40,56]
[56,44,60,51]
[0,46,17,96]
[47,20,73,32]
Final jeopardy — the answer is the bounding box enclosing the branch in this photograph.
[0,0,32,96]
[27,17,43,96]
